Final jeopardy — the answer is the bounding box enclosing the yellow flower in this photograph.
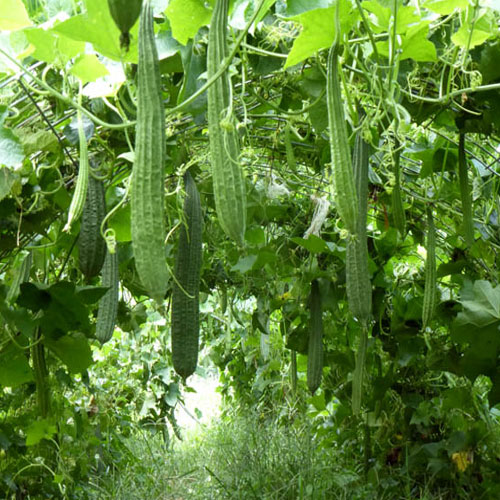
[451,451,473,472]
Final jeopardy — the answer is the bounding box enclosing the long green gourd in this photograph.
[207,0,247,246]
[131,0,169,302]
[63,101,89,233]
[392,139,406,235]
[307,280,323,394]
[326,5,358,235]
[348,122,372,415]
[78,175,107,279]
[458,133,474,247]
[96,250,119,344]
[352,326,367,415]
[171,172,203,379]
[422,208,436,330]
[346,126,371,323]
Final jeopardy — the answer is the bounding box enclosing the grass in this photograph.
[76,410,496,500]
[79,412,374,499]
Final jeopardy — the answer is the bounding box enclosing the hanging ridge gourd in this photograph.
[78,175,107,279]
[130,0,169,302]
[307,280,323,394]
[63,100,89,233]
[207,0,247,246]
[391,139,406,235]
[422,207,436,330]
[326,5,358,235]
[96,249,119,344]
[346,124,372,323]
[171,172,203,379]
[458,133,474,247]
[107,0,142,51]
[347,119,372,415]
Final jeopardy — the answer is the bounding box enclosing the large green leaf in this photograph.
[166,0,211,46]
[0,127,24,168]
[0,345,34,388]
[44,333,93,374]
[284,0,357,69]
[52,0,137,63]
[18,281,92,337]
[452,280,500,402]
[0,0,31,30]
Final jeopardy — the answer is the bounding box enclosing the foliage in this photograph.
[1,0,500,497]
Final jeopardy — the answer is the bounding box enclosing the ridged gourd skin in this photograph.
[107,0,142,50]
[391,142,406,235]
[326,36,358,235]
[207,0,247,246]
[63,108,89,232]
[171,172,203,380]
[78,176,107,279]
[422,208,436,330]
[96,250,119,344]
[352,325,368,415]
[346,127,372,323]
[131,0,169,302]
[307,280,323,394]
[458,133,474,247]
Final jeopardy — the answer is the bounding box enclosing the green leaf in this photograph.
[0,127,24,168]
[245,226,266,246]
[285,1,357,69]
[177,42,207,114]
[291,236,329,254]
[24,28,57,63]
[285,0,334,17]
[16,128,59,156]
[400,23,437,62]
[451,280,500,388]
[0,167,17,201]
[0,302,35,338]
[0,345,34,388]
[166,0,211,45]
[231,254,258,273]
[423,0,469,15]
[451,13,494,49]
[0,0,31,30]
[76,285,109,304]
[455,280,500,334]
[108,204,131,242]
[479,41,500,84]
[362,1,419,34]
[44,333,93,374]
[18,281,92,337]
[25,419,57,446]
[69,54,109,83]
[52,0,137,63]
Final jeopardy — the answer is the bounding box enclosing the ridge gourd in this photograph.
[171,172,203,379]
[130,0,169,302]
[207,0,247,246]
